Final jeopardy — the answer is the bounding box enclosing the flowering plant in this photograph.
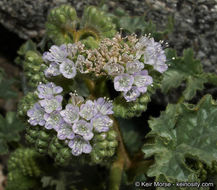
[4,4,217,190]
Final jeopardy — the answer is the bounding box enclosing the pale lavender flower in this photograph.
[44,111,64,130]
[68,136,92,156]
[73,120,93,141]
[95,98,113,115]
[44,62,61,77]
[59,59,77,79]
[27,103,45,126]
[135,36,168,73]
[37,82,63,99]
[124,87,141,102]
[91,114,113,132]
[126,60,144,74]
[43,45,68,63]
[60,104,79,124]
[57,122,74,140]
[114,74,134,92]
[144,42,167,73]
[133,70,153,93]
[79,100,97,120]
[103,62,124,76]
[39,95,63,113]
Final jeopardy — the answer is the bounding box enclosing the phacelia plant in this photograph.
[7,4,217,190]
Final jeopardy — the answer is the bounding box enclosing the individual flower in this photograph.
[44,62,61,77]
[59,59,77,79]
[91,115,113,132]
[79,100,97,120]
[27,103,45,126]
[95,98,113,115]
[103,62,124,76]
[126,60,144,74]
[152,53,168,73]
[68,136,92,156]
[37,82,63,99]
[56,122,74,140]
[43,45,68,63]
[60,104,79,124]
[39,95,63,113]
[44,111,64,130]
[123,87,141,102]
[73,120,93,141]
[133,70,153,93]
[114,74,134,92]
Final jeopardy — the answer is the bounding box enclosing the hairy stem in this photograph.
[109,117,131,190]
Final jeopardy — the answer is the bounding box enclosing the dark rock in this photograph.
[0,0,216,72]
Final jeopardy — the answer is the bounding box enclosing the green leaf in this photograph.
[183,75,207,100]
[142,95,217,182]
[112,12,173,39]
[0,112,25,154]
[0,78,17,99]
[161,48,206,100]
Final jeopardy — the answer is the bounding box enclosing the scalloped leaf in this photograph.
[162,48,207,100]
[142,95,217,182]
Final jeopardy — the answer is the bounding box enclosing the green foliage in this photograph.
[8,148,42,177]
[80,6,116,39]
[6,170,38,190]
[46,5,77,45]
[46,5,116,46]
[15,40,47,89]
[142,95,217,183]
[113,78,159,118]
[90,129,118,164]
[41,176,65,190]
[0,112,25,154]
[162,48,208,101]
[23,51,48,88]
[109,7,173,39]
[17,92,38,119]
[0,68,17,99]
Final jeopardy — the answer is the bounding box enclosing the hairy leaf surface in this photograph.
[142,95,217,182]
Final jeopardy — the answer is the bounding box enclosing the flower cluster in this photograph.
[114,65,153,102]
[42,33,167,102]
[43,43,85,79]
[27,82,114,156]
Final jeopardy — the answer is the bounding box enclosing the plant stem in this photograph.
[109,117,131,190]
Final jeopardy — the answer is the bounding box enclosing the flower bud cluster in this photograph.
[27,82,114,156]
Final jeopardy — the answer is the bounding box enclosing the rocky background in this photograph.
[0,0,216,72]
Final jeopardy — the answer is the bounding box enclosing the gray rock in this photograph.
[0,0,216,73]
